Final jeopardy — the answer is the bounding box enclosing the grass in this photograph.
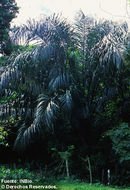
[56,180,130,190]
[0,181,130,190]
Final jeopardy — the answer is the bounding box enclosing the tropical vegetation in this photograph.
[0,2,130,188]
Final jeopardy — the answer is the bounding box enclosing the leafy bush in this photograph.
[107,123,130,163]
[0,167,35,180]
[0,166,49,183]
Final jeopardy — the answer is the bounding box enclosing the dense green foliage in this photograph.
[107,123,130,163]
[0,11,130,187]
[0,166,35,180]
[0,0,18,54]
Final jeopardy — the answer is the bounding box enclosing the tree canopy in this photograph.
[0,0,18,55]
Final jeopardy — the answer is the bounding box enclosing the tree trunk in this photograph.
[87,156,92,184]
[65,159,70,178]
[102,169,104,184]
[107,169,110,185]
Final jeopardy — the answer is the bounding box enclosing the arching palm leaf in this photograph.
[60,90,73,112]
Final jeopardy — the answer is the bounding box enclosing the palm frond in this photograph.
[11,14,73,47]
[0,66,19,92]
[49,73,70,92]
[60,90,72,111]
[34,94,59,130]
[14,123,38,150]
[91,21,128,70]
[14,94,59,149]
[97,34,123,70]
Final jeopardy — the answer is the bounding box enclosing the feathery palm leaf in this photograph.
[49,73,70,92]
[60,90,73,111]
[34,94,59,129]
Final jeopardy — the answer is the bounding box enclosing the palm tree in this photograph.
[0,13,128,150]
[0,14,75,149]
